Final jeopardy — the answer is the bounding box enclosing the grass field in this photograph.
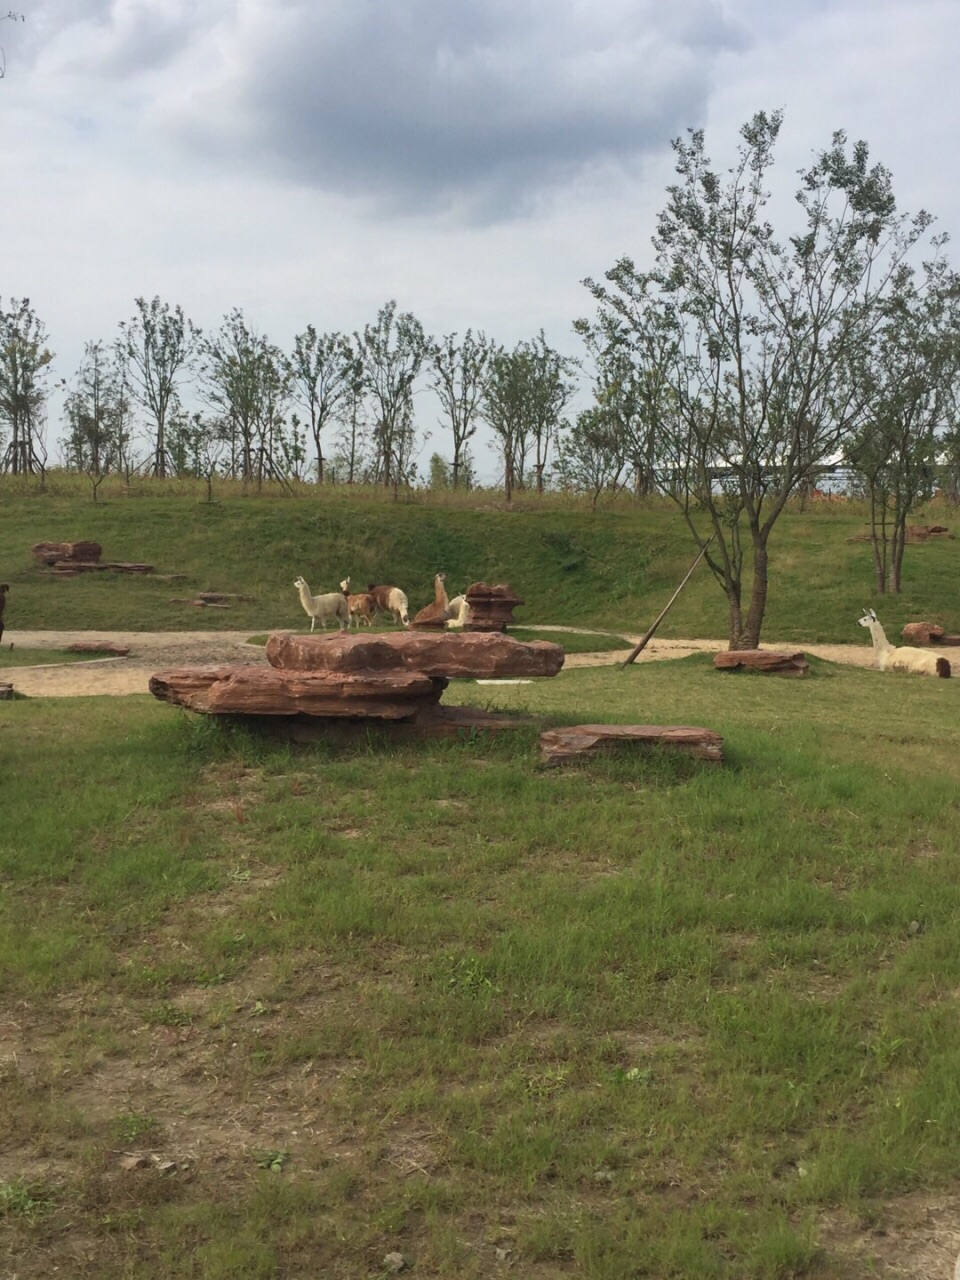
[4,476,960,1276]
[4,650,960,1277]
[2,473,959,641]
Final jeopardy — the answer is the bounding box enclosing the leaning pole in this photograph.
[621,533,716,668]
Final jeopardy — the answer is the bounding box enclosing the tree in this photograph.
[288,326,353,483]
[357,301,430,488]
[429,329,493,488]
[845,251,960,593]
[118,297,197,478]
[199,308,291,487]
[0,297,53,474]
[482,335,576,501]
[585,111,941,648]
[1,11,24,80]
[553,405,628,509]
[63,340,132,478]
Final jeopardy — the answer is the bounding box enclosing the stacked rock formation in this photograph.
[150,630,565,721]
[463,582,525,632]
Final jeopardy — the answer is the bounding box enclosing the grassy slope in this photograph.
[2,475,960,640]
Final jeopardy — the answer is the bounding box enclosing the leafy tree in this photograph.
[199,308,290,487]
[553,405,628,509]
[585,110,941,648]
[429,329,493,488]
[63,340,132,477]
[357,301,430,488]
[288,326,353,483]
[118,296,197,478]
[0,297,53,475]
[483,334,576,501]
[846,252,960,592]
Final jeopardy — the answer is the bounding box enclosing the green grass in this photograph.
[3,659,960,1276]
[2,472,959,641]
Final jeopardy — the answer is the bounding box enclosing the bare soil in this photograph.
[2,628,879,697]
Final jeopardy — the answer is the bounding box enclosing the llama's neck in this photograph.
[298,581,313,608]
[434,575,448,609]
[867,620,893,655]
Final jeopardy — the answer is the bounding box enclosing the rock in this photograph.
[383,1254,407,1274]
[66,641,131,656]
[539,724,723,766]
[905,524,953,542]
[264,630,564,679]
[32,540,102,564]
[149,664,444,719]
[713,650,809,676]
[463,581,525,631]
[901,622,945,645]
[0,681,14,700]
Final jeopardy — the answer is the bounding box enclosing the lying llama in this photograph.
[857,608,951,678]
[339,578,377,628]
[444,593,471,629]
[294,575,349,632]
[367,582,410,627]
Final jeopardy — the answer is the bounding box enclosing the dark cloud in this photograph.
[165,0,745,217]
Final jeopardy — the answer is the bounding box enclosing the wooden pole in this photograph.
[621,534,715,668]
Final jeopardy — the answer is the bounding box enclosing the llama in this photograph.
[412,572,449,627]
[294,575,350,632]
[339,578,377,628]
[367,582,410,627]
[857,608,951,678]
[444,593,471,629]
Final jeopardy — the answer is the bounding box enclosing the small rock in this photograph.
[592,1169,615,1183]
[384,1252,407,1273]
[119,1154,150,1171]
[907,919,924,936]
[495,1245,512,1261]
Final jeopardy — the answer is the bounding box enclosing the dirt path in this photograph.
[1,628,878,698]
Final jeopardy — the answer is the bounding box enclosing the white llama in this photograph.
[857,608,951,678]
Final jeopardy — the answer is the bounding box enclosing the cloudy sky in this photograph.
[3,0,958,477]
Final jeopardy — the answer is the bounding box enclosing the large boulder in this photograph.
[149,664,443,719]
[264,629,564,679]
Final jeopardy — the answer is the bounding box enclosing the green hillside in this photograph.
[2,475,959,641]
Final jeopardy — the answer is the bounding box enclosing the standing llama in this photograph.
[367,582,410,627]
[857,608,951,678]
[294,576,350,632]
[339,578,377,628]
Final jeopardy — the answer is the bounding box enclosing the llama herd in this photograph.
[293,572,469,633]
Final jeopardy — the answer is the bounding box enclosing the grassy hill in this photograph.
[2,474,959,641]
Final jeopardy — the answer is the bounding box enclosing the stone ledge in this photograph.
[714,650,809,676]
[540,724,723,766]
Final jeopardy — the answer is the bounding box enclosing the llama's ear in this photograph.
[869,608,877,621]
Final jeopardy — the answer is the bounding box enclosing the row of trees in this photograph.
[0,295,580,499]
[4,112,960,645]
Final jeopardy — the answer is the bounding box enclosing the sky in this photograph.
[3,0,959,480]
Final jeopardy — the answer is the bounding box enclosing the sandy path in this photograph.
[0,628,878,698]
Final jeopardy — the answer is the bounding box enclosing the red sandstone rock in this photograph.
[463,582,525,632]
[901,622,946,644]
[264,630,564,679]
[149,664,443,718]
[540,724,723,765]
[713,650,809,675]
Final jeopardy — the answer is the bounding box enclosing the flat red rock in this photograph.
[713,650,809,675]
[540,724,723,765]
[264,630,564,679]
[149,664,442,719]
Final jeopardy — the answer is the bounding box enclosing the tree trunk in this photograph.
[740,536,769,650]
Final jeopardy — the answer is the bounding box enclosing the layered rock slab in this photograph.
[714,650,809,676]
[149,664,442,719]
[264,630,564,679]
[540,724,723,766]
